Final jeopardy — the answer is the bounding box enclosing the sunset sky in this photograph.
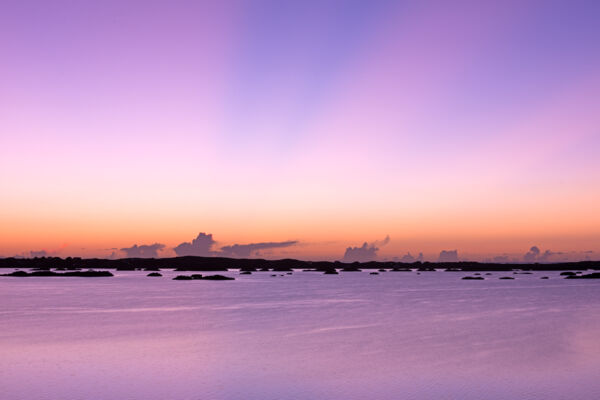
[1,1,599,262]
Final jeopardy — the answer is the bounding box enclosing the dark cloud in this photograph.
[173,232,299,258]
[438,250,458,262]
[342,236,390,262]
[173,232,217,257]
[220,241,298,258]
[120,243,165,258]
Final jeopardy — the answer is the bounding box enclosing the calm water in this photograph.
[1,269,599,400]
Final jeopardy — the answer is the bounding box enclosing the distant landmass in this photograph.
[0,256,598,272]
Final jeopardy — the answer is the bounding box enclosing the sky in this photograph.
[1,0,599,262]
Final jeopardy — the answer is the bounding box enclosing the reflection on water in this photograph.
[1,270,600,399]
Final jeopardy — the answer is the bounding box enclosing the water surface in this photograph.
[1,270,599,399]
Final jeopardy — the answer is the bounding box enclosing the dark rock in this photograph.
[286,272,293,275]
[485,273,492,275]
[370,272,379,275]
[175,267,228,272]
[565,272,600,279]
[191,274,204,279]
[3,270,113,277]
[29,270,58,276]
[200,275,235,280]
[499,276,515,280]
[3,270,28,277]
[73,270,113,277]
[173,275,193,280]
[323,269,339,275]
[540,276,549,279]
[147,272,162,277]
[378,269,386,272]
[462,276,484,280]
[560,271,577,276]
[342,267,361,272]
[240,271,252,275]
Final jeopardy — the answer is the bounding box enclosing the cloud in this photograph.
[438,250,458,262]
[27,243,69,258]
[398,252,424,263]
[173,232,217,257]
[220,241,298,258]
[343,243,377,262]
[30,250,48,258]
[539,250,563,262]
[492,255,511,263]
[342,236,390,262]
[173,232,299,258]
[523,246,540,262]
[538,250,556,262]
[523,246,565,263]
[375,235,390,247]
[120,243,165,258]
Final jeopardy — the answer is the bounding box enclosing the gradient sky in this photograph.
[1,0,599,261]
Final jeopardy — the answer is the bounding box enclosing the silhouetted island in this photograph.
[2,270,113,277]
[560,271,577,276]
[0,256,599,274]
[173,274,234,281]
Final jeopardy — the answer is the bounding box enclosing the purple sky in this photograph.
[1,0,599,261]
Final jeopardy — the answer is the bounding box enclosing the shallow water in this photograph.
[1,269,599,399]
